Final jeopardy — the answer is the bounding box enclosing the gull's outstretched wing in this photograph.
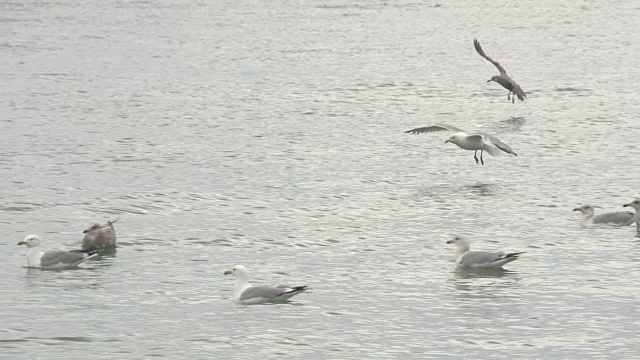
[478,133,517,156]
[404,124,465,135]
[474,39,507,75]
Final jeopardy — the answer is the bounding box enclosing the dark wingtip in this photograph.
[80,248,100,256]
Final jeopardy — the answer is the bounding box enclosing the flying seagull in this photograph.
[474,39,526,103]
[404,124,517,165]
[447,236,523,268]
[224,265,309,305]
[18,235,98,269]
[572,204,634,227]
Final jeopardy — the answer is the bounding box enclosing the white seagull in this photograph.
[224,265,309,305]
[572,204,634,227]
[447,236,523,269]
[405,124,517,165]
[18,235,98,269]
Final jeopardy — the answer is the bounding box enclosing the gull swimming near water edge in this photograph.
[572,204,634,227]
[224,265,309,305]
[447,236,523,269]
[405,124,517,165]
[82,220,118,250]
[623,198,640,236]
[18,235,98,269]
[474,39,526,103]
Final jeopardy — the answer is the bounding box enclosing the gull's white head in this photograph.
[444,133,463,146]
[573,204,596,216]
[17,235,41,248]
[446,236,471,252]
[623,198,640,211]
[224,265,249,280]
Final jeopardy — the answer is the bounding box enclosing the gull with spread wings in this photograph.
[405,124,517,165]
[474,39,526,103]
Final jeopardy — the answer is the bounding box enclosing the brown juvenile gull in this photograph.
[18,235,98,269]
[623,198,640,236]
[224,265,309,305]
[572,204,634,227]
[474,39,526,103]
[447,236,523,269]
[404,124,517,165]
[82,220,117,250]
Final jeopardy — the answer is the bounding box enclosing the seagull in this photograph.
[623,198,640,236]
[447,236,523,268]
[474,39,526,103]
[18,235,98,269]
[404,124,517,165]
[82,220,117,250]
[224,265,309,305]
[572,204,635,227]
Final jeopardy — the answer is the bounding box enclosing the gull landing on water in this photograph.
[224,265,309,305]
[474,39,526,103]
[404,124,517,165]
[447,236,523,269]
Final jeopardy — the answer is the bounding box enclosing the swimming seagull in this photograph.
[572,204,634,227]
[82,220,117,250]
[18,235,98,269]
[623,198,640,236]
[224,265,309,305]
[447,236,523,268]
[474,39,526,103]
[404,124,517,165]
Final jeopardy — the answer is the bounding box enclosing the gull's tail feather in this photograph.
[70,248,100,258]
[513,84,526,101]
[484,145,503,157]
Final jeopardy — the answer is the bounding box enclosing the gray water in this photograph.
[2,0,640,358]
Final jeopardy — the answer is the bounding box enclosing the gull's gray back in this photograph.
[40,250,85,267]
[239,285,286,301]
[593,212,635,225]
[459,251,504,266]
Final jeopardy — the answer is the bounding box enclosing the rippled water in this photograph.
[2,0,640,358]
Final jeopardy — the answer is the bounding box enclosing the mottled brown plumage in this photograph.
[474,39,526,103]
